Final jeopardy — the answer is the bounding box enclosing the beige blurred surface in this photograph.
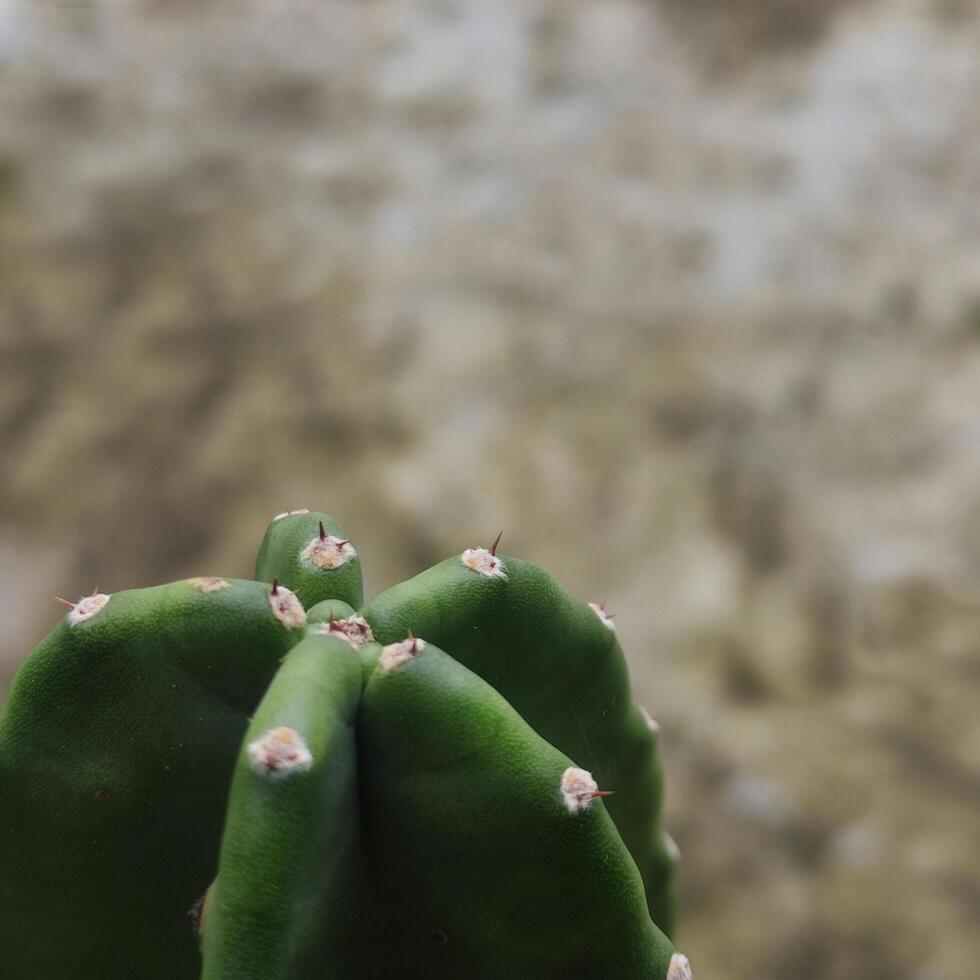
[1,2,979,977]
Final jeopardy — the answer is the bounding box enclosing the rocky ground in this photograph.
[1,1,978,977]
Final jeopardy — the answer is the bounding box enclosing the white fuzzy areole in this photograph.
[460,547,506,579]
[588,602,616,632]
[664,832,681,863]
[248,726,313,779]
[273,508,310,521]
[560,766,601,814]
[300,534,356,571]
[188,577,231,595]
[313,616,375,649]
[188,889,210,938]
[667,953,692,980]
[378,637,426,674]
[67,593,111,627]
[268,586,306,629]
[639,705,660,734]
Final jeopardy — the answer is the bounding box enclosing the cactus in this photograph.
[0,510,690,979]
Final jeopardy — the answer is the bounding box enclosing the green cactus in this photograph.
[0,510,690,980]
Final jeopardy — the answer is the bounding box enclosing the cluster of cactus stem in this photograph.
[0,509,690,979]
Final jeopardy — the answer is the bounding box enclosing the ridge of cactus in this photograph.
[255,511,363,610]
[360,547,678,934]
[201,633,366,979]
[0,578,307,977]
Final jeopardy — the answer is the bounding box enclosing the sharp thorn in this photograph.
[54,596,76,609]
[489,530,503,557]
[592,789,615,799]
[271,579,279,595]
[319,521,326,541]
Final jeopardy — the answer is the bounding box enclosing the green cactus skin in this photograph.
[0,512,690,980]
[255,510,363,610]
[201,633,365,979]
[360,551,678,935]
[357,639,676,979]
[202,636,676,979]
[0,578,308,979]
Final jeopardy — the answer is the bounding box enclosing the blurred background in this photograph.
[1,1,979,977]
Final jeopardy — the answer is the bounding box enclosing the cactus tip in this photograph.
[247,726,313,779]
[59,592,111,627]
[188,888,211,940]
[273,507,310,521]
[301,530,357,571]
[187,577,231,594]
[378,636,426,674]
[268,583,306,630]
[639,705,660,734]
[312,615,375,649]
[460,547,507,579]
[588,602,617,632]
[667,953,693,979]
[560,767,611,814]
